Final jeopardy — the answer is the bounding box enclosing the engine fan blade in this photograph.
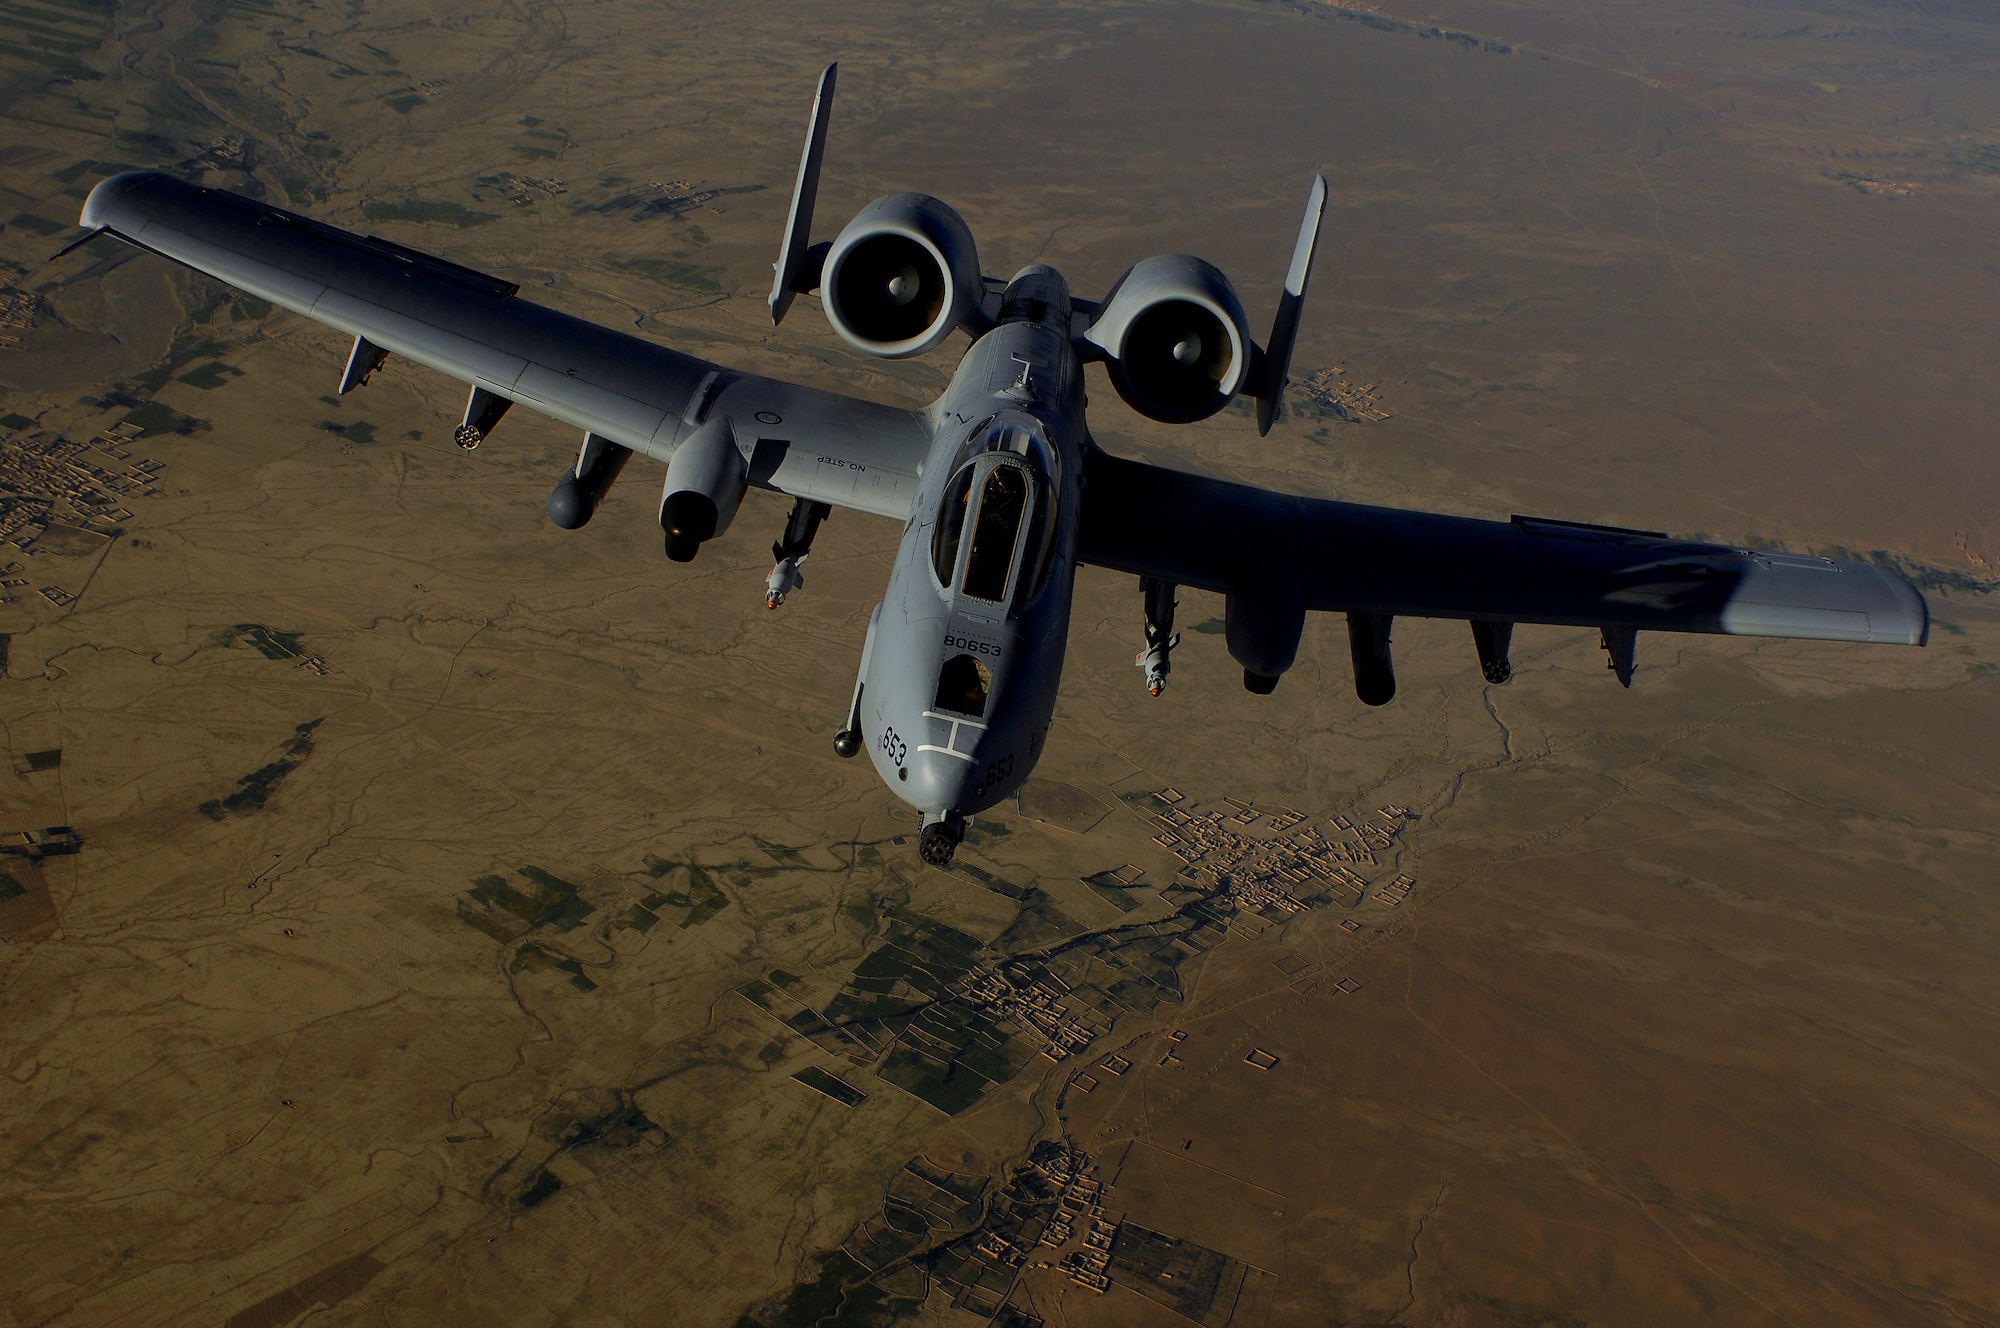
[1253,174,1327,437]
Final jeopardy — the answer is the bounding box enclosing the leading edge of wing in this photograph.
[76,172,931,520]
[1076,448,1929,646]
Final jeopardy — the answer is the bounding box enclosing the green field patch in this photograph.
[1082,870,1143,913]
[0,412,35,431]
[518,867,596,930]
[960,817,1011,848]
[117,400,208,437]
[454,901,517,943]
[0,40,85,74]
[127,337,231,393]
[991,888,1083,952]
[1953,143,2000,175]
[144,336,233,389]
[918,1147,1078,1314]
[514,1169,561,1209]
[0,18,93,52]
[582,182,762,223]
[904,1156,989,1206]
[361,198,496,227]
[876,1004,1032,1115]
[509,941,597,991]
[751,836,810,868]
[949,859,1027,900]
[7,214,68,238]
[316,419,377,443]
[740,1250,880,1328]
[619,901,660,932]
[176,360,240,390]
[602,253,724,293]
[0,826,80,864]
[791,1065,866,1107]
[1106,1223,1247,1322]
[223,623,304,659]
[459,866,596,942]
[641,861,730,928]
[23,748,61,771]
[197,719,321,820]
[823,915,982,1026]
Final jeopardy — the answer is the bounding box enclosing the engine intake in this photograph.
[822,194,983,358]
[1087,255,1252,424]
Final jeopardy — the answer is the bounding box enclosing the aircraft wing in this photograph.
[74,172,932,520]
[1078,448,1928,646]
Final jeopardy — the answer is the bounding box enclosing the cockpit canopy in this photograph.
[929,416,1061,610]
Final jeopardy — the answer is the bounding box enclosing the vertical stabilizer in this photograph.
[1254,175,1327,436]
[768,63,838,326]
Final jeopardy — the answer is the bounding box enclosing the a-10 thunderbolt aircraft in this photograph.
[65,65,1927,865]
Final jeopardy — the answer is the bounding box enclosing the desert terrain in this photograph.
[1,0,1998,1325]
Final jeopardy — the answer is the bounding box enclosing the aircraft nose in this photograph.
[903,746,976,810]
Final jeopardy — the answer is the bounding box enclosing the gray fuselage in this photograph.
[857,265,1084,827]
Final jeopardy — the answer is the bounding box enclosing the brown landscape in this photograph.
[2,0,1998,1324]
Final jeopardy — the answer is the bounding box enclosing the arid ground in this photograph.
[2,1,1997,1324]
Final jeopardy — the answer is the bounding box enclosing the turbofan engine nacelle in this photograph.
[822,193,983,358]
[1086,254,1253,424]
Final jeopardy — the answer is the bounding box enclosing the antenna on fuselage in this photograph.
[768,62,837,326]
[1250,174,1327,437]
